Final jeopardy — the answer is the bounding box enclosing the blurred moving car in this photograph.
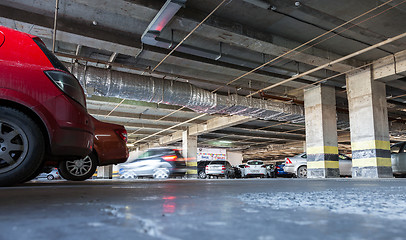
[244,160,267,178]
[275,162,293,178]
[56,117,129,181]
[390,142,406,177]
[0,27,94,186]
[119,147,186,179]
[205,160,233,178]
[36,168,61,180]
[284,153,352,178]
[197,160,212,179]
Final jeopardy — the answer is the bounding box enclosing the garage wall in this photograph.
[227,151,243,166]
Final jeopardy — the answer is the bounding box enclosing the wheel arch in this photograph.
[0,99,50,153]
[296,164,307,175]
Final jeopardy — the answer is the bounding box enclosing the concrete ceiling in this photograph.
[1,0,406,161]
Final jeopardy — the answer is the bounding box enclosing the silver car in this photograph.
[390,142,406,177]
[205,161,232,178]
[284,153,352,178]
[119,148,186,179]
[36,168,61,180]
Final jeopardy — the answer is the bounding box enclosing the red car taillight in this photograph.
[44,70,86,107]
[222,166,226,170]
[285,158,292,164]
[261,165,266,168]
[206,165,209,169]
[115,129,128,142]
[163,155,178,161]
[245,165,250,168]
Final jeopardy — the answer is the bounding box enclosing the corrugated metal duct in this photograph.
[71,64,304,122]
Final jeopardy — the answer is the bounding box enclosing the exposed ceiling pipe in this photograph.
[71,64,305,123]
[52,0,59,52]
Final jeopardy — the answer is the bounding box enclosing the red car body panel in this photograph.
[92,117,128,166]
[0,26,94,158]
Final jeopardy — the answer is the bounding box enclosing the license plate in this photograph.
[252,170,259,173]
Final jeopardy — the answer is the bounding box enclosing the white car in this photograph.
[244,160,267,178]
[284,153,352,178]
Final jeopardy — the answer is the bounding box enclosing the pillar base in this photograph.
[186,174,198,179]
[352,166,393,178]
[308,168,340,178]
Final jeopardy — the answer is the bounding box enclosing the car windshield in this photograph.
[391,144,403,154]
[247,161,263,165]
[209,161,226,165]
[137,149,177,159]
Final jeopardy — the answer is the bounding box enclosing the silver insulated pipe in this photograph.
[71,64,304,122]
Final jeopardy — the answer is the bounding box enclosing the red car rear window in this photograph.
[0,31,4,47]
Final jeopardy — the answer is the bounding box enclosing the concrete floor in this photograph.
[1,179,406,240]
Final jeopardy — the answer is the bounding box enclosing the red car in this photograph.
[57,117,129,181]
[0,27,94,186]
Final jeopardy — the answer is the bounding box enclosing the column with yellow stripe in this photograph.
[307,146,339,177]
[182,130,198,178]
[347,67,393,178]
[304,85,340,178]
[351,140,392,177]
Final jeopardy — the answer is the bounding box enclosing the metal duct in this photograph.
[72,64,304,122]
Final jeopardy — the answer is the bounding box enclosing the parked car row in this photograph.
[197,160,277,179]
[283,144,406,178]
[0,26,128,186]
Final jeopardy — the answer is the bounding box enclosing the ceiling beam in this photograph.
[158,115,253,146]
[373,49,406,81]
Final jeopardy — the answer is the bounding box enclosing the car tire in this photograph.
[198,170,207,179]
[297,166,307,178]
[58,152,98,181]
[0,107,45,186]
[153,167,169,179]
[47,174,54,180]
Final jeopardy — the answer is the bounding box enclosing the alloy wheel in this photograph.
[0,121,29,174]
[65,155,93,177]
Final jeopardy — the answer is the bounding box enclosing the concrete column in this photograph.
[97,165,113,179]
[304,85,339,178]
[182,130,198,178]
[347,67,392,178]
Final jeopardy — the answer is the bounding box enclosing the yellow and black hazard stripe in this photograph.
[112,170,120,179]
[307,146,339,177]
[186,161,198,178]
[351,140,393,177]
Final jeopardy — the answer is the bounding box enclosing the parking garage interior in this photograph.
[2,0,406,239]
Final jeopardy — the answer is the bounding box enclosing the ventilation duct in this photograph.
[71,64,304,122]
